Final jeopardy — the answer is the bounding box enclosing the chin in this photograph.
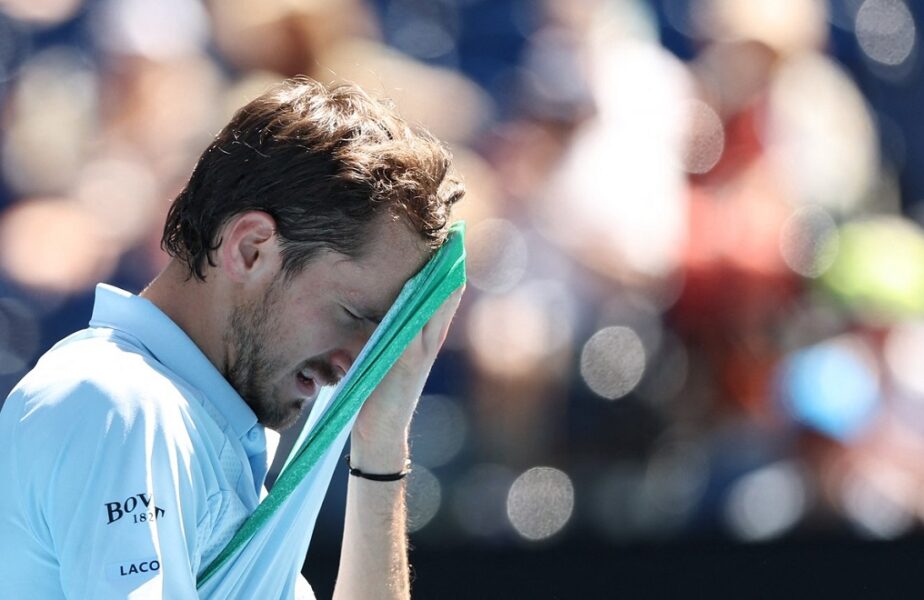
[262,400,307,432]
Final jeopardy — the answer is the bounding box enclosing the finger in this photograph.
[425,287,465,350]
[422,287,463,334]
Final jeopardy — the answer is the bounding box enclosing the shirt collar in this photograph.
[88,283,259,440]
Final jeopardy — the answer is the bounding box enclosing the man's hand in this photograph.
[334,288,464,600]
[349,287,464,474]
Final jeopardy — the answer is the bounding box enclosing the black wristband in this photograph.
[345,455,411,481]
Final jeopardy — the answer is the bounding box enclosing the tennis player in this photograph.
[0,77,464,598]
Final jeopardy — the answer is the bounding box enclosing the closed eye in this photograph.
[342,306,364,322]
[342,305,384,326]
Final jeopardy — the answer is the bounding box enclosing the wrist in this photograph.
[348,435,409,474]
[345,454,411,481]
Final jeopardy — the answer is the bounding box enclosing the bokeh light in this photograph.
[822,216,924,322]
[407,465,442,533]
[724,461,808,542]
[779,335,880,440]
[767,53,877,214]
[506,467,574,541]
[94,0,210,59]
[1,0,83,26]
[580,326,647,400]
[779,205,840,278]
[74,156,159,248]
[0,197,117,293]
[467,281,574,378]
[840,466,915,539]
[855,0,917,67]
[536,32,690,282]
[702,0,829,54]
[410,395,468,468]
[680,99,725,175]
[2,48,98,196]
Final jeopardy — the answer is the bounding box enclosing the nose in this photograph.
[328,349,353,379]
[329,327,373,379]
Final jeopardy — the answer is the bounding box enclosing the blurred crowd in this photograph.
[3,0,924,553]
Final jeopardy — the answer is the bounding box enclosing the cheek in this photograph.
[278,306,347,358]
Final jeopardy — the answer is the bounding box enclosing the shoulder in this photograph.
[9,329,202,445]
[3,330,220,510]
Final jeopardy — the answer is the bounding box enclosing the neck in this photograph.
[141,260,229,373]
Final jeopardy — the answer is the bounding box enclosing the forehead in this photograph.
[302,217,431,312]
[348,218,430,290]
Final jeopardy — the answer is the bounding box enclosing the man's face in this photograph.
[222,218,430,431]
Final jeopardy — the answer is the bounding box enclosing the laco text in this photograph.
[120,560,161,576]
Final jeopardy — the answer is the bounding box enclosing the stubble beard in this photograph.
[223,280,295,431]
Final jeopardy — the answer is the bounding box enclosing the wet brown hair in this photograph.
[162,76,464,280]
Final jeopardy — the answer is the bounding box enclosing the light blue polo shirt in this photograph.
[0,284,292,598]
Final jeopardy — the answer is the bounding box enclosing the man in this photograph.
[0,77,464,598]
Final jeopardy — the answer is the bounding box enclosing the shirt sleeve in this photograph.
[15,379,207,599]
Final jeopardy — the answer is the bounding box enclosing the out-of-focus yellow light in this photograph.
[821,216,924,322]
[2,49,98,196]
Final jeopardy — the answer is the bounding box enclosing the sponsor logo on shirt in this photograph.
[106,556,162,583]
[120,559,160,576]
[103,493,166,524]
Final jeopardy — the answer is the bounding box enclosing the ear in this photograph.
[216,211,280,284]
